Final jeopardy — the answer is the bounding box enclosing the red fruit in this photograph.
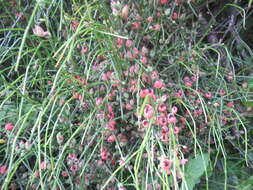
[158,103,167,113]
[167,113,177,124]
[141,120,149,128]
[125,39,133,48]
[160,0,168,4]
[107,135,116,143]
[131,22,141,30]
[5,123,14,131]
[141,56,148,64]
[157,115,167,126]
[153,24,161,31]
[171,12,178,20]
[146,16,154,23]
[61,171,68,177]
[108,121,117,131]
[204,92,212,99]
[116,37,124,47]
[144,104,153,119]
[0,165,7,174]
[154,80,164,89]
[171,106,178,114]
[100,148,108,160]
[227,102,234,108]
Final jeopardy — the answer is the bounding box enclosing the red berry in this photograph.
[160,0,168,4]
[5,123,14,131]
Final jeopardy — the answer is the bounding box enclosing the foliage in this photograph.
[0,0,253,189]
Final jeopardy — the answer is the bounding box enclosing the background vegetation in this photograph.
[0,0,253,189]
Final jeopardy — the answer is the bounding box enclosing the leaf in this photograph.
[238,176,253,190]
[180,154,209,190]
[249,0,253,8]
[165,9,171,16]
[242,101,253,107]
[0,139,6,144]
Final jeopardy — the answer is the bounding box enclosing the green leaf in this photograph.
[180,154,209,190]
[165,9,171,16]
[249,0,253,8]
[242,101,253,107]
[247,79,253,90]
[238,176,253,190]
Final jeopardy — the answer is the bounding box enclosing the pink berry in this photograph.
[174,126,181,135]
[159,156,172,174]
[171,12,178,20]
[47,80,53,85]
[81,47,88,54]
[171,106,178,114]
[100,148,108,160]
[95,97,103,106]
[180,158,188,165]
[167,113,177,124]
[144,104,154,119]
[131,22,141,30]
[116,37,124,47]
[5,123,14,131]
[107,120,117,131]
[0,165,7,174]
[184,81,193,87]
[158,103,167,113]
[132,47,139,58]
[204,92,212,99]
[108,105,113,113]
[219,90,226,96]
[125,39,133,48]
[107,135,116,143]
[142,120,149,128]
[160,0,168,4]
[153,24,161,31]
[154,80,164,89]
[125,103,133,110]
[146,16,154,23]
[157,115,167,126]
[70,165,78,174]
[227,102,234,108]
[141,56,148,64]
[62,171,68,177]
[40,161,47,170]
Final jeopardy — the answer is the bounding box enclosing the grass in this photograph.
[0,0,253,189]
